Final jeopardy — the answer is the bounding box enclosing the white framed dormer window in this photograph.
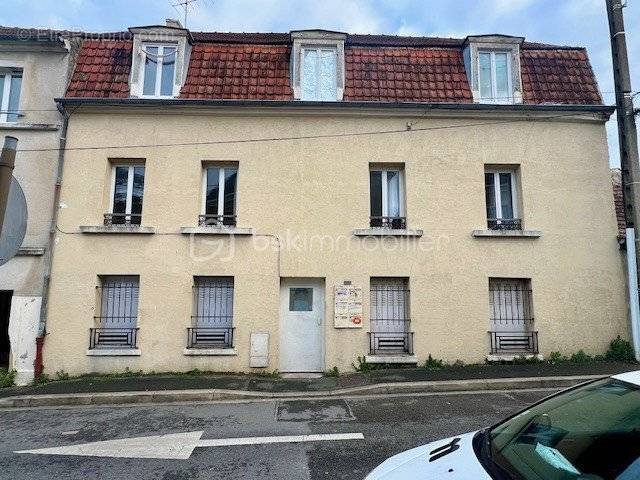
[464,35,523,104]
[484,169,520,230]
[129,24,191,98]
[0,70,22,123]
[370,167,406,229]
[200,165,238,227]
[478,51,513,104]
[301,46,338,101]
[291,30,346,101]
[107,164,146,226]
[141,44,177,97]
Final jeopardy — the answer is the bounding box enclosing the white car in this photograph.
[366,371,640,480]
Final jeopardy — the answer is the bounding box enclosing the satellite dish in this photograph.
[0,176,27,266]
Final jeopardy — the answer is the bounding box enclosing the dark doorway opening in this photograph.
[0,291,12,369]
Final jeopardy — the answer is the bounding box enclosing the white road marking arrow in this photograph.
[15,432,364,460]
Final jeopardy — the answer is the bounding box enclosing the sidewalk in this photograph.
[0,361,636,408]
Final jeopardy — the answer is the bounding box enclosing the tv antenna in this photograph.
[172,0,198,27]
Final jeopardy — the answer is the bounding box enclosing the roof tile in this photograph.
[521,49,601,104]
[180,43,292,100]
[66,40,132,97]
[65,36,603,105]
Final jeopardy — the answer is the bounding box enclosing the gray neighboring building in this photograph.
[0,27,76,384]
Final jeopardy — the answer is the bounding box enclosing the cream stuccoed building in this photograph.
[42,22,627,376]
[0,27,77,384]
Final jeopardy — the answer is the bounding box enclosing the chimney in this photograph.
[165,18,183,28]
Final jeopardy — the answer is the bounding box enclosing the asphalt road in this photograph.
[0,388,556,479]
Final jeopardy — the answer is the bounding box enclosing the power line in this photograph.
[14,112,600,154]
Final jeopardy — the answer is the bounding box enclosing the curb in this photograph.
[0,374,603,408]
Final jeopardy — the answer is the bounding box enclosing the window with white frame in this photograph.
[0,70,22,123]
[478,51,513,103]
[301,47,338,101]
[108,164,145,225]
[370,167,405,229]
[484,168,520,230]
[141,44,177,97]
[201,165,237,226]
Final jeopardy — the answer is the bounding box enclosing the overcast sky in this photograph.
[2,0,639,167]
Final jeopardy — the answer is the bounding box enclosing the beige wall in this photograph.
[43,107,628,375]
[0,40,72,384]
[0,44,70,294]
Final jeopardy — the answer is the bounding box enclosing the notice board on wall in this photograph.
[334,283,363,328]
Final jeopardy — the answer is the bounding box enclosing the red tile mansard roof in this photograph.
[61,30,603,105]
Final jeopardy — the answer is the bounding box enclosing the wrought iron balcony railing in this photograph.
[370,216,406,229]
[187,327,234,349]
[487,218,522,231]
[89,327,139,349]
[104,213,142,226]
[368,331,414,355]
[489,331,539,354]
[198,214,237,227]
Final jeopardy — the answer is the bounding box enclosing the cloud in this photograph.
[188,0,387,33]
[395,23,423,37]
[492,0,537,15]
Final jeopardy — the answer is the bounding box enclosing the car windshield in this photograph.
[488,378,640,480]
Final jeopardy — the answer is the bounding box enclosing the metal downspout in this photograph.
[625,228,640,361]
[34,105,70,376]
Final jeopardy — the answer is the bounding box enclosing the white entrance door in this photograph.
[280,279,324,372]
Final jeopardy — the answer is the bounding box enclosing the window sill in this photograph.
[486,353,542,362]
[16,246,46,256]
[353,228,423,237]
[183,348,237,356]
[472,229,541,238]
[86,348,141,356]
[79,225,156,234]
[365,355,418,364]
[0,122,60,131]
[180,226,254,236]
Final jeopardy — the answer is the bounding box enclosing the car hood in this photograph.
[365,431,492,480]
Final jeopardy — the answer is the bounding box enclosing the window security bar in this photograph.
[186,327,234,349]
[489,285,534,325]
[89,328,139,349]
[198,214,237,227]
[489,331,538,354]
[487,218,522,230]
[368,332,414,355]
[104,213,142,226]
[370,216,406,229]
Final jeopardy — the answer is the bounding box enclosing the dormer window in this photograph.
[301,47,337,101]
[463,35,524,105]
[128,22,192,99]
[142,44,177,97]
[291,30,346,102]
[478,51,512,103]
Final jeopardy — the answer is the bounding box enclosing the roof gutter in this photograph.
[55,97,615,116]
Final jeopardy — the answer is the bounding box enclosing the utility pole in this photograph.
[607,0,640,360]
[0,136,17,235]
